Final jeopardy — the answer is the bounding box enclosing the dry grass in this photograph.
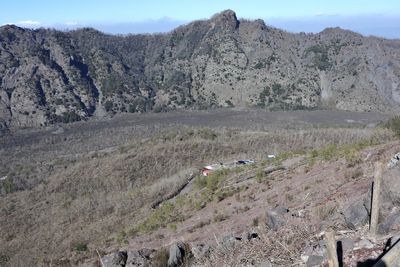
[0,115,395,266]
[192,223,318,266]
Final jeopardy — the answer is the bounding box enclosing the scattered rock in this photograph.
[265,208,287,230]
[387,152,400,168]
[221,233,241,248]
[343,199,369,230]
[168,242,186,267]
[306,255,324,267]
[111,251,128,267]
[291,209,307,218]
[51,126,65,134]
[101,254,114,267]
[242,229,260,241]
[247,229,259,241]
[191,243,211,260]
[127,248,155,267]
[302,240,326,258]
[355,239,374,250]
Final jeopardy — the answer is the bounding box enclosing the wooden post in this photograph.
[370,162,383,235]
[96,249,104,267]
[325,230,339,267]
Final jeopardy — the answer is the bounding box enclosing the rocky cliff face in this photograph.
[1,10,400,128]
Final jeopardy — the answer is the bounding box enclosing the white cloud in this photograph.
[16,20,41,26]
[1,20,42,28]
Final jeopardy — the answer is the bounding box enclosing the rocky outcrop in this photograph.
[343,199,369,230]
[2,10,400,129]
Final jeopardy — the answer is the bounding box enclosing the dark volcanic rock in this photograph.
[378,210,400,234]
[343,199,369,230]
[127,248,155,267]
[168,242,186,267]
[112,251,128,267]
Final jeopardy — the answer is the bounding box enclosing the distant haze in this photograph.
[4,15,399,39]
[268,15,400,39]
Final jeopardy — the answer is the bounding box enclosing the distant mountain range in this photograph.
[1,10,400,129]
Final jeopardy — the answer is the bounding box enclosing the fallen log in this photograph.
[151,173,197,209]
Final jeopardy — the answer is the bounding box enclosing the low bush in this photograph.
[383,116,400,137]
[73,243,88,252]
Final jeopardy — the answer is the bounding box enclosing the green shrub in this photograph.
[252,217,259,227]
[255,170,266,183]
[319,144,338,160]
[135,202,184,233]
[215,187,237,202]
[383,116,400,137]
[254,61,265,69]
[73,242,88,252]
[116,230,128,245]
[0,179,17,194]
[194,169,228,191]
[168,223,177,231]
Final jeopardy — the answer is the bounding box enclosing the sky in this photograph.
[2,0,400,38]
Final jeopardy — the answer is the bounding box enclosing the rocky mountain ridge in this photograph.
[1,10,400,129]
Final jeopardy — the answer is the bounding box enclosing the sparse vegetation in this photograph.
[382,116,400,137]
[0,109,395,265]
[152,248,169,267]
[305,45,332,70]
[315,204,337,220]
[213,210,229,222]
[134,202,185,233]
[307,136,384,166]
[252,217,260,227]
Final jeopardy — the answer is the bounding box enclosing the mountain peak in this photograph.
[210,9,239,30]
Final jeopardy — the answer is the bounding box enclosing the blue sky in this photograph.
[2,0,400,38]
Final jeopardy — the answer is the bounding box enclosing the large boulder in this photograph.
[265,206,289,230]
[168,242,186,267]
[343,199,369,230]
[378,209,400,234]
